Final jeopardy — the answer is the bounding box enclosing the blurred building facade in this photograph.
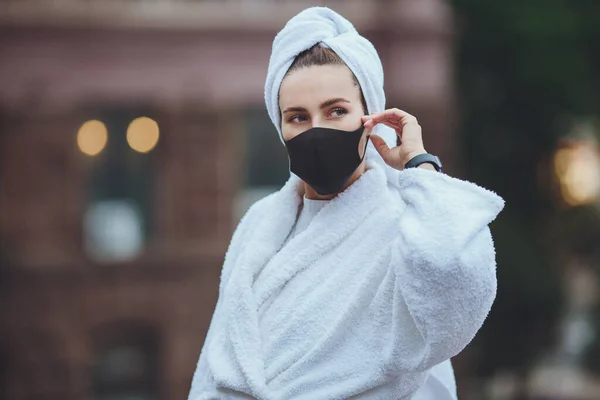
[0,1,456,399]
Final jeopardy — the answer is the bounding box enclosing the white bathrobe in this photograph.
[188,160,504,399]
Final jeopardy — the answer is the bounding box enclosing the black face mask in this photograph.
[284,125,370,196]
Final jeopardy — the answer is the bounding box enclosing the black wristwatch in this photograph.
[404,153,442,172]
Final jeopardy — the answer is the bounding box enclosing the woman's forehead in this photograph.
[279,65,361,108]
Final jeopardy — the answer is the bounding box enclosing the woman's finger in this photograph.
[369,134,392,163]
[363,118,403,138]
[370,108,415,119]
[363,117,400,129]
[368,109,418,128]
[362,122,373,139]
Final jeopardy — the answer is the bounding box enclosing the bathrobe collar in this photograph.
[214,161,392,396]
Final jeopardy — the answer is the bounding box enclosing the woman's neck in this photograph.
[304,162,367,200]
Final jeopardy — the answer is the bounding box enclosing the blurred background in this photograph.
[0,0,599,399]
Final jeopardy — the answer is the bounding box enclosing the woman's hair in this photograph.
[285,44,369,114]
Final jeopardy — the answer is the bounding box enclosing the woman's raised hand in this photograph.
[361,108,427,170]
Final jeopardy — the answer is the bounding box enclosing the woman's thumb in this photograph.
[369,134,390,162]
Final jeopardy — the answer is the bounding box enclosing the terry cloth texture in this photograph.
[188,161,504,399]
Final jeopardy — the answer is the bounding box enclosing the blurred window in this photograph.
[235,107,289,221]
[81,109,158,263]
[91,325,159,400]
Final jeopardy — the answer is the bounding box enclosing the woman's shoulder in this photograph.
[235,189,282,234]
[248,190,280,216]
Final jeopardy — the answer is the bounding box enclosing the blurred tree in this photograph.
[559,205,600,374]
[452,0,600,383]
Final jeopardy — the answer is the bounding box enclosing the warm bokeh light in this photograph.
[127,117,159,153]
[77,120,108,156]
[554,141,600,206]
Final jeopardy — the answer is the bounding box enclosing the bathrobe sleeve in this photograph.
[390,168,504,372]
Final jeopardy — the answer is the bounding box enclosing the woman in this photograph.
[189,7,504,400]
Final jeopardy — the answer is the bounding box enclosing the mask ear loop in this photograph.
[359,134,371,162]
[359,111,371,162]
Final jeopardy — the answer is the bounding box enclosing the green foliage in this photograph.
[452,0,600,375]
[472,216,564,376]
[453,0,600,215]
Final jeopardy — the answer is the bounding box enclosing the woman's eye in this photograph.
[289,115,308,123]
[330,108,348,117]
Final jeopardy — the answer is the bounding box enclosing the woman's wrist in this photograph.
[416,163,436,171]
[401,150,427,169]
[402,151,442,171]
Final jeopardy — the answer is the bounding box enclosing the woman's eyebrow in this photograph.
[320,98,350,109]
[282,98,351,114]
[282,106,307,114]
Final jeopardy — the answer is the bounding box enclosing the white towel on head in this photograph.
[264,6,398,175]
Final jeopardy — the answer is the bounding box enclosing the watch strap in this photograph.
[404,153,442,172]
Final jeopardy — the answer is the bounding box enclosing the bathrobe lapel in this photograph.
[212,175,301,398]
[253,163,389,309]
[215,163,389,398]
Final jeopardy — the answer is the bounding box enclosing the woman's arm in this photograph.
[363,107,504,371]
[389,168,504,372]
